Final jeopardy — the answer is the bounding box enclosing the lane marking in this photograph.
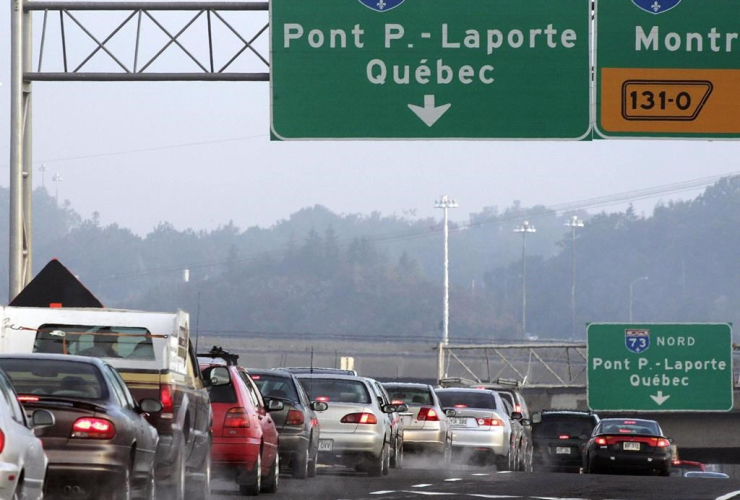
[497,471,513,474]
[401,492,455,496]
[532,498,588,500]
[467,495,520,499]
[716,491,740,500]
[412,484,433,488]
[471,473,490,476]
[444,478,463,482]
[370,492,396,495]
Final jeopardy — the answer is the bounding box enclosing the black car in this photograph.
[583,418,673,476]
[0,354,162,500]
[531,410,599,472]
[251,369,328,478]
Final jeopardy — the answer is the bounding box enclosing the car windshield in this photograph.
[0,358,107,400]
[437,391,496,410]
[599,419,661,435]
[298,378,371,404]
[251,374,299,402]
[384,386,433,406]
[533,415,596,437]
[33,324,155,361]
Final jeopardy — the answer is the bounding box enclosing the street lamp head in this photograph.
[514,220,536,233]
[565,215,584,228]
[435,195,459,209]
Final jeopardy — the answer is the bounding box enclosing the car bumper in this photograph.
[212,436,261,466]
[450,428,508,456]
[403,428,447,451]
[0,461,21,496]
[590,450,671,472]
[278,433,310,463]
[318,430,384,461]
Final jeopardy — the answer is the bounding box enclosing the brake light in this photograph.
[474,386,486,390]
[251,375,261,380]
[0,429,4,453]
[595,437,608,446]
[476,418,502,427]
[286,410,305,426]
[559,434,570,440]
[160,385,174,420]
[71,418,116,439]
[656,439,670,448]
[392,400,405,405]
[514,404,522,413]
[341,413,378,425]
[224,408,250,428]
[17,395,39,403]
[316,396,330,402]
[417,407,439,422]
[624,420,636,424]
[454,404,467,409]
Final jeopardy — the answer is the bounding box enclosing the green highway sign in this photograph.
[587,324,734,412]
[271,0,592,140]
[595,0,740,138]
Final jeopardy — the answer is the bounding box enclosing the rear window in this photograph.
[33,324,155,361]
[533,415,597,438]
[599,419,661,436]
[384,386,433,406]
[299,378,371,404]
[0,358,107,400]
[437,391,496,410]
[252,374,299,402]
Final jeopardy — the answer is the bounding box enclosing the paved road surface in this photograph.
[210,457,740,500]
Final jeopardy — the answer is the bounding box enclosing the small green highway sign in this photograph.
[595,0,740,138]
[271,0,592,140]
[588,324,733,412]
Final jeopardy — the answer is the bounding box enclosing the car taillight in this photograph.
[417,407,439,422]
[286,410,305,426]
[514,404,522,413]
[656,439,670,448]
[476,418,502,427]
[559,434,570,440]
[0,429,5,454]
[224,408,250,428]
[160,385,174,420]
[17,395,39,403]
[71,418,116,439]
[595,437,608,446]
[341,413,378,425]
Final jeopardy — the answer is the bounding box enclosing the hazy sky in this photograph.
[2,7,739,236]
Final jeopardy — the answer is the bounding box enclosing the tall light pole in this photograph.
[52,173,62,204]
[39,163,47,190]
[514,220,536,336]
[629,276,648,323]
[435,195,458,346]
[565,216,584,337]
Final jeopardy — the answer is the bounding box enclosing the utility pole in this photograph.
[52,173,62,204]
[39,164,47,189]
[514,220,536,336]
[629,276,649,322]
[435,195,458,347]
[565,215,584,337]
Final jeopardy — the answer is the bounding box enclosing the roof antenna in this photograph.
[194,291,202,353]
[310,346,314,374]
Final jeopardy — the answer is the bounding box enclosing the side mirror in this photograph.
[311,401,328,412]
[396,403,409,413]
[31,409,55,429]
[207,367,231,387]
[668,437,674,444]
[531,412,542,424]
[381,404,396,414]
[139,398,164,414]
[266,399,284,412]
[510,411,523,420]
[444,408,456,418]
[521,419,531,426]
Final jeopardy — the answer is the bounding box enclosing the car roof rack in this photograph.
[281,367,358,376]
[197,345,239,366]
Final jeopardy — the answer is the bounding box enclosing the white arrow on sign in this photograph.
[650,391,670,406]
[408,95,451,127]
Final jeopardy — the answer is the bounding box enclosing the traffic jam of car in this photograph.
[0,305,728,500]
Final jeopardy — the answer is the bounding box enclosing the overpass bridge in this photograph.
[437,342,740,464]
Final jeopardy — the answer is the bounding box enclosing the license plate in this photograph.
[319,440,333,451]
[623,442,640,451]
[449,417,468,426]
[556,447,571,455]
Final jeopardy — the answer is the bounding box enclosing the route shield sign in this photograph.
[588,324,734,412]
[595,0,740,138]
[271,0,592,140]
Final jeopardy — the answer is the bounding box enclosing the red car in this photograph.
[200,350,281,496]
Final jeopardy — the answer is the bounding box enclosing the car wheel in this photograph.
[108,467,131,500]
[261,453,279,494]
[382,443,391,476]
[190,448,212,500]
[240,451,262,496]
[307,450,318,478]
[293,448,309,479]
[391,436,404,469]
[368,444,385,477]
[12,474,24,500]
[143,468,156,500]
[588,455,599,475]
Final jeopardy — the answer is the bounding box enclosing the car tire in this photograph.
[240,452,262,496]
[158,452,186,500]
[261,453,279,494]
[108,466,131,500]
[368,445,385,477]
[12,474,24,500]
[588,455,599,475]
[497,454,510,472]
[293,448,309,479]
[190,447,212,500]
[142,469,156,500]
[307,450,318,478]
[391,435,403,469]
[382,443,391,476]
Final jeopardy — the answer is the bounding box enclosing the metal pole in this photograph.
[438,342,445,383]
[571,225,576,337]
[443,203,450,346]
[521,231,527,335]
[22,7,33,286]
[9,0,26,301]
